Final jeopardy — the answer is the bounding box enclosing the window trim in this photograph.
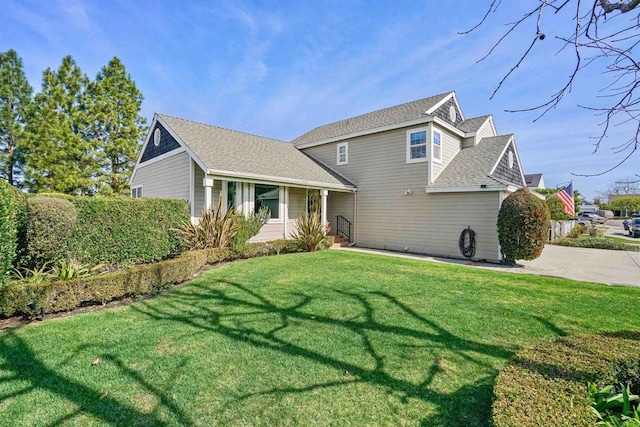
[432,129,443,164]
[254,183,284,224]
[131,186,143,198]
[406,127,428,164]
[336,142,348,165]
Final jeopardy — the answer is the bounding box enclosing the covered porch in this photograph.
[190,161,356,242]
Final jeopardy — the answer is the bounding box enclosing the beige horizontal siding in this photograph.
[302,127,502,262]
[431,127,462,182]
[327,192,354,240]
[131,151,190,200]
[193,165,222,215]
[477,120,496,140]
[285,187,307,238]
[250,222,285,242]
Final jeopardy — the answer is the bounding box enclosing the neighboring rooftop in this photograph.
[291,92,452,146]
[157,114,355,189]
[524,173,544,188]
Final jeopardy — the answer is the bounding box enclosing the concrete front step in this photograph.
[331,235,350,248]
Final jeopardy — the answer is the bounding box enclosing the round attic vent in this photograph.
[449,105,456,122]
[154,128,161,146]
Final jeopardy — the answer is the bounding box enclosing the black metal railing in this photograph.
[336,215,352,242]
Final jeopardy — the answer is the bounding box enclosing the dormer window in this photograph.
[337,142,348,165]
[432,130,442,163]
[406,129,427,163]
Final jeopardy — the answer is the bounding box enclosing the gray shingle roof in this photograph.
[291,92,452,146]
[457,115,491,133]
[429,135,513,188]
[524,173,543,187]
[158,114,355,189]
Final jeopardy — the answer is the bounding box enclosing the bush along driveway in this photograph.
[1,251,639,426]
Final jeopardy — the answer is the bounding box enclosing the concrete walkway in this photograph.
[338,244,640,288]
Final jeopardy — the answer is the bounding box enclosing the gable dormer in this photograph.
[490,139,525,187]
[459,115,496,148]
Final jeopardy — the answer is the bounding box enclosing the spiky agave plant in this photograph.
[178,192,240,250]
[291,213,328,252]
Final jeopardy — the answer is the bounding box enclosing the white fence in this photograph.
[548,220,576,242]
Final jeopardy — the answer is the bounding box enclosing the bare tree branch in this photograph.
[463,0,640,175]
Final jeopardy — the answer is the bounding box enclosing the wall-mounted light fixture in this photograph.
[404,189,412,195]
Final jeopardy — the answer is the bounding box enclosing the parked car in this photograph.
[629,218,640,238]
[577,213,606,225]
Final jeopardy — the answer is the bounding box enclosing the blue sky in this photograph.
[3,0,638,200]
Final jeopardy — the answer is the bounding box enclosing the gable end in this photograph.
[432,97,463,127]
[140,123,181,163]
[492,141,524,186]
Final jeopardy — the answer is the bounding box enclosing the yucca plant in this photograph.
[178,192,241,250]
[52,258,94,280]
[291,213,328,252]
[11,264,51,285]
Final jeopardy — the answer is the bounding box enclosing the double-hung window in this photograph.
[337,142,348,165]
[407,129,427,163]
[432,130,442,163]
[131,186,142,198]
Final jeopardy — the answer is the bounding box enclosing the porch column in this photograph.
[221,180,228,215]
[203,175,214,211]
[321,189,328,228]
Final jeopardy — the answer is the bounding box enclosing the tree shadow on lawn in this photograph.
[0,330,193,426]
[130,279,525,425]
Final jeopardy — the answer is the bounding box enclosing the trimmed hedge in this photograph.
[15,196,189,268]
[0,247,231,317]
[65,197,188,264]
[20,196,77,269]
[0,181,26,284]
[553,237,640,252]
[492,331,640,427]
[0,237,329,317]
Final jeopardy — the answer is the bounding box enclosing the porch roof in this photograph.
[158,114,355,190]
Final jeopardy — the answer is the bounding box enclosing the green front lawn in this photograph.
[1,251,639,426]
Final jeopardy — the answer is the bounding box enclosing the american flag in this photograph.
[556,183,575,216]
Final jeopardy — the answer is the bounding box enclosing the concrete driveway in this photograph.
[516,244,640,287]
[340,243,640,287]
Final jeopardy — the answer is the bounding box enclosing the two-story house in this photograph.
[130,91,526,262]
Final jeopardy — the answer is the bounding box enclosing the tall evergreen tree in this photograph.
[23,55,95,194]
[86,57,146,196]
[0,49,32,186]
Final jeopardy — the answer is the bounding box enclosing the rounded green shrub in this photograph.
[492,331,640,427]
[21,196,77,269]
[497,188,550,264]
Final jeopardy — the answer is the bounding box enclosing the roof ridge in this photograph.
[157,113,288,144]
[459,114,491,122]
[319,91,451,126]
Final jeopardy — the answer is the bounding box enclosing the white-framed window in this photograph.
[432,130,442,163]
[337,142,348,165]
[131,186,142,198]
[255,184,283,223]
[406,128,428,163]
